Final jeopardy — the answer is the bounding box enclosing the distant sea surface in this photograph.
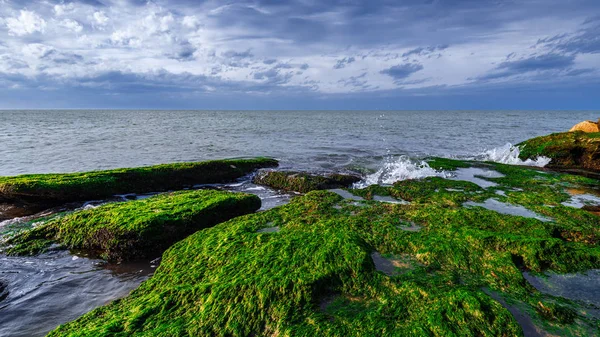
[1,110,597,176]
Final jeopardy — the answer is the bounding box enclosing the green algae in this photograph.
[46,159,600,336]
[426,157,472,171]
[0,158,277,204]
[518,131,600,171]
[3,190,261,261]
[253,170,361,193]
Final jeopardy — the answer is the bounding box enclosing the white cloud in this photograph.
[59,19,83,33]
[6,10,47,36]
[93,11,109,25]
[22,43,54,59]
[54,3,75,16]
[182,15,200,29]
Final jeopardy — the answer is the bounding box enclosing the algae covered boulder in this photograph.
[253,170,361,193]
[0,158,278,207]
[518,131,600,171]
[3,190,261,261]
[45,161,600,336]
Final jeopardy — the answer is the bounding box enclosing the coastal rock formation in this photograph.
[518,131,600,171]
[0,158,277,219]
[3,190,261,261]
[46,159,600,336]
[569,120,600,133]
[253,170,361,193]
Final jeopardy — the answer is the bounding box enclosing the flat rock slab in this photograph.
[253,170,361,193]
[3,190,261,262]
[0,158,277,207]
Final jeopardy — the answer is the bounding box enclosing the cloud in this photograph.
[0,0,599,108]
[380,63,424,81]
[6,10,46,36]
[93,11,109,25]
[333,56,355,69]
[538,18,600,55]
[401,45,448,58]
[54,3,75,16]
[477,53,576,80]
[59,19,84,33]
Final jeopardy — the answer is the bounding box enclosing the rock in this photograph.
[569,120,600,133]
[253,170,361,193]
[46,162,600,336]
[0,158,277,206]
[0,201,51,222]
[3,190,261,261]
[518,131,600,171]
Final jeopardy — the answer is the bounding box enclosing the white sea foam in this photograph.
[356,156,450,187]
[479,143,551,167]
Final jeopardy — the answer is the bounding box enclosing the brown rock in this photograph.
[569,120,600,133]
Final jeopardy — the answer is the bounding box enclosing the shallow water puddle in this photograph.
[0,251,153,337]
[523,270,600,309]
[398,221,422,232]
[329,189,365,201]
[371,252,417,276]
[372,195,410,205]
[483,289,546,337]
[562,188,600,209]
[464,199,552,222]
[449,167,504,188]
[256,226,280,233]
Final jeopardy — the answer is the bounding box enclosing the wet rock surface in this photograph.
[0,158,278,206]
[253,170,361,193]
[4,155,600,336]
[3,190,261,262]
[518,131,600,172]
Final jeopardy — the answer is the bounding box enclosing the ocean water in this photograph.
[1,110,596,176]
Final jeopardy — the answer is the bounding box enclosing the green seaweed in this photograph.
[0,157,278,204]
[46,159,600,336]
[3,190,261,261]
[426,157,473,171]
[253,170,361,193]
[518,131,600,171]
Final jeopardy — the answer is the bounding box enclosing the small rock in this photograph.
[569,120,600,133]
[253,170,362,193]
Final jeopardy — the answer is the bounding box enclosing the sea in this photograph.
[0,110,598,337]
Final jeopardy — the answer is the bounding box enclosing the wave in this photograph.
[478,143,550,167]
[356,156,450,187]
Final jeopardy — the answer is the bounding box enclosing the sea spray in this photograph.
[356,155,450,187]
[479,143,551,167]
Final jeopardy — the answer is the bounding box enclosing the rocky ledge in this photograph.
[518,131,600,172]
[2,190,260,261]
[15,156,597,337]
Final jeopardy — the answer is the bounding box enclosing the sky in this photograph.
[0,0,599,110]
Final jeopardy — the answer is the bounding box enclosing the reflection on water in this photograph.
[0,251,154,337]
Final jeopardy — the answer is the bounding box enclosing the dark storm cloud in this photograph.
[477,53,576,81]
[380,63,424,81]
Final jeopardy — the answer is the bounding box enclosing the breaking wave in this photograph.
[356,156,450,187]
[479,143,551,167]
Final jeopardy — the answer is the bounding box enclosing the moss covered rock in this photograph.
[0,158,278,206]
[253,170,361,193]
[518,131,600,171]
[46,160,600,336]
[3,190,261,261]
